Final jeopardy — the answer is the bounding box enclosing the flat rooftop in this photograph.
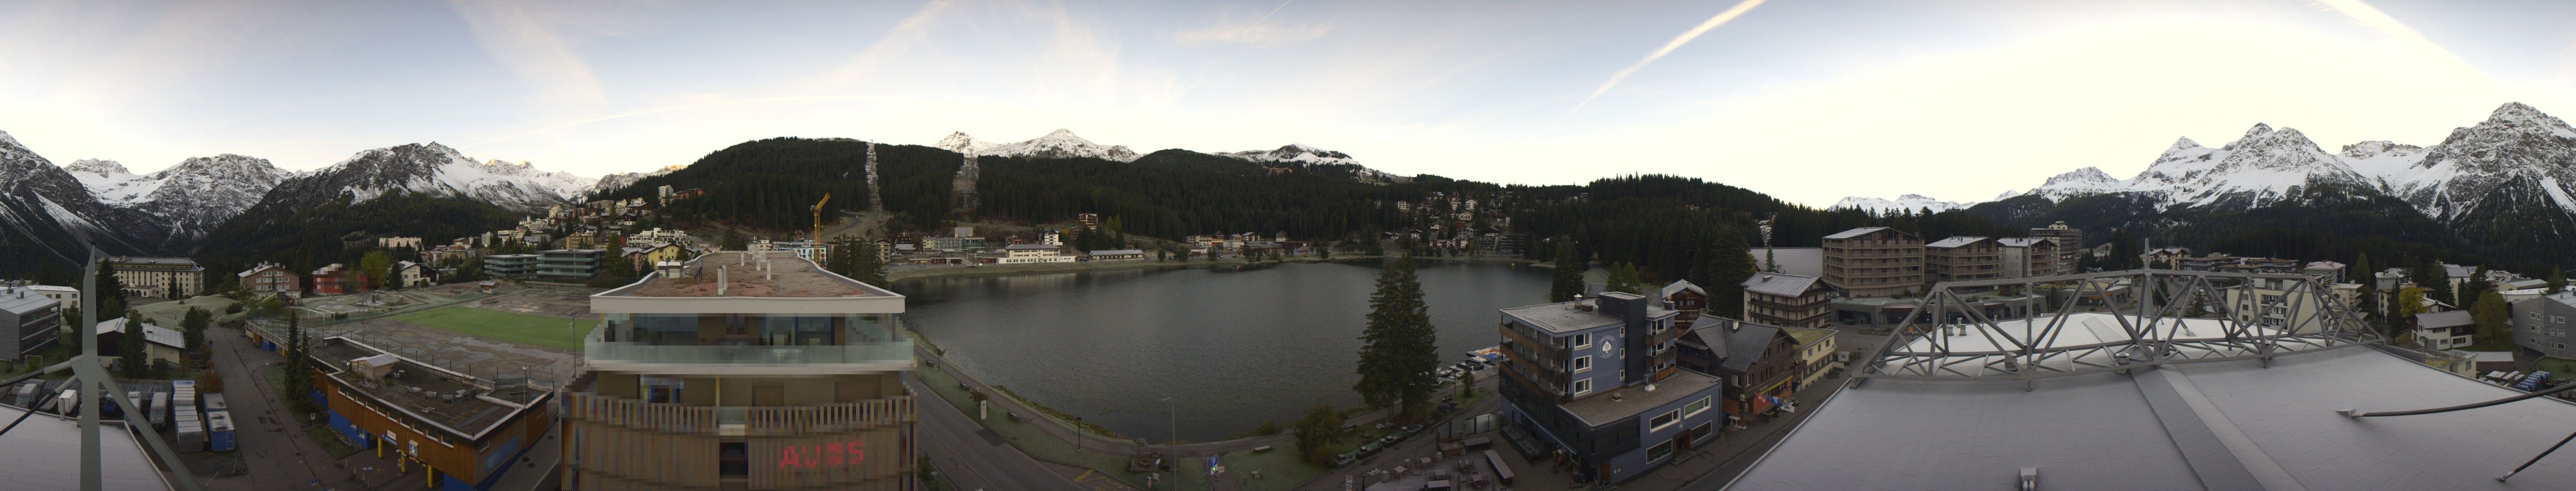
[1561,369,1720,427]
[311,338,548,441]
[1726,347,2576,491]
[1500,297,1675,334]
[0,405,172,491]
[610,251,885,298]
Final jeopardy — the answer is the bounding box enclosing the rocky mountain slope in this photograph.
[65,154,292,245]
[251,142,588,215]
[950,129,1140,162]
[590,164,685,196]
[1218,143,1411,184]
[0,131,159,271]
[1830,194,1974,213]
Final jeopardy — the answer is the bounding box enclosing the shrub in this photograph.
[224,304,243,314]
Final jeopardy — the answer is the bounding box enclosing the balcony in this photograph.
[561,391,913,436]
[586,330,915,375]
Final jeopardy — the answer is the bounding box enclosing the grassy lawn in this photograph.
[2534,356,2576,375]
[2459,337,2520,352]
[394,305,588,351]
[307,426,360,458]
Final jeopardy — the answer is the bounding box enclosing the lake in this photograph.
[894,258,1551,442]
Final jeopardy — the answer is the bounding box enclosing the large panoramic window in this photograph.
[1685,397,1713,417]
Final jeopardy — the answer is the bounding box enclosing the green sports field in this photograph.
[394,305,595,351]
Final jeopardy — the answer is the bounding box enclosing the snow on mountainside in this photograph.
[1218,144,1412,184]
[955,129,1140,162]
[0,130,161,265]
[70,154,293,244]
[2121,124,2371,209]
[253,142,588,214]
[1831,194,1974,213]
[2381,102,2576,219]
[591,164,686,195]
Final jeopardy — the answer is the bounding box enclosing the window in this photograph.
[1690,422,1714,443]
[1573,333,1592,348]
[1650,409,1682,432]
[1685,397,1713,417]
[719,442,749,476]
[1645,439,1675,462]
[1573,379,1593,396]
[1574,356,1593,373]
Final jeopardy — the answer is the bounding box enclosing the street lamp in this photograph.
[1160,397,1177,466]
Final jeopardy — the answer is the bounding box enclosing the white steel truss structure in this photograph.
[1857,269,2381,382]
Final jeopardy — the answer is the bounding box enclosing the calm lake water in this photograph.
[895,259,1550,442]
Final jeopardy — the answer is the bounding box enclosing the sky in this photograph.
[2,0,2572,207]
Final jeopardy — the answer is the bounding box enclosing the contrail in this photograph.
[1570,0,1768,114]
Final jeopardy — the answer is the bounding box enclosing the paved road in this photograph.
[207,326,357,491]
[907,374,1088,491]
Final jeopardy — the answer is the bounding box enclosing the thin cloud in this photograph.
[1171,23,1334,46]
[448,0,610,108]
[1569,0,1767,114]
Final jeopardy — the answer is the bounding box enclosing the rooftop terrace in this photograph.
[608,251,887,298]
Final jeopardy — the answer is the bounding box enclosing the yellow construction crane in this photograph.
[812,193,831,242]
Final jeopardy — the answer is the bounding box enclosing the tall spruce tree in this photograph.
[1353,257,1440,414]
[1708,229,1756,318]
[2552,267,2567,294]
[2473,290,2508,344]
[1548,237,1584,303]
[118,310,148,377]
[284,314,315,414]
[1605,263,1644,295]
[94,260,126,318]
[181,307,211,365]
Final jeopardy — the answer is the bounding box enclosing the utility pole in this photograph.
[1161,397,1177,463]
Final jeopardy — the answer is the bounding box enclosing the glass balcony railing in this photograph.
[585,330,913,366]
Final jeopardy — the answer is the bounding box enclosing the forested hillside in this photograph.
[193,190,520,280]
[592,137,958,234]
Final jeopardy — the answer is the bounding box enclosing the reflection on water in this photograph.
[895,259,1550,442]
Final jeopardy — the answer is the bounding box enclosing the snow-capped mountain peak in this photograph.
[66,159,130,176]
[1831,194,1973,213]
[964,129,1140,162]
[255,141,588,213]
[935,132,978,153]
[591,164,687,195]
[1223,144,1357,165]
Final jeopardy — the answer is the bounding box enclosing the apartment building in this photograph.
[997,244,1073,264]
[1923,236,2001,286]
[311,264,367,296]
[1820,227,1923,297]
[1738,273,1830,330]
[106,256,205,299]
[2514,291,2576,359]
[565,251,916,490]
[239,262,302,295]
[483,255,539,278]
[0,286,62,361]
[1496,292,1722,485]
[1995,237,2060,279]
[2027,222,2082,276]
[536,249,606,283]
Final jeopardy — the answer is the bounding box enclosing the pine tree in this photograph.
[1708,229,1756,318]
[2551,267,2566,294]
[119,310,148,378]
[284,314,315,414]
[1605,263,1644,295]
[181,307,211,365]
[1354,257,1440,414]
[94,260,126,318]
[1548,237,1584,303]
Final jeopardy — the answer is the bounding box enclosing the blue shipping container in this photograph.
[206,410,237,452]
[2515,371,2552,392]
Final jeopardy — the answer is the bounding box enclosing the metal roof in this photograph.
[1003,244,1058,250]
[0,405,172,491]
[1727,347,2576,490]
[100,318,183,349]
[1739,273,1822,297]
[1500,300,1628,334]
[2414,310,2472,329]
[1560,369,1720,428]
[1995,237,2053,248]
[1088,249,1144,255]
[1822,227,1890,240]
[1924,236,1990,248]
[0,287,59,315]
